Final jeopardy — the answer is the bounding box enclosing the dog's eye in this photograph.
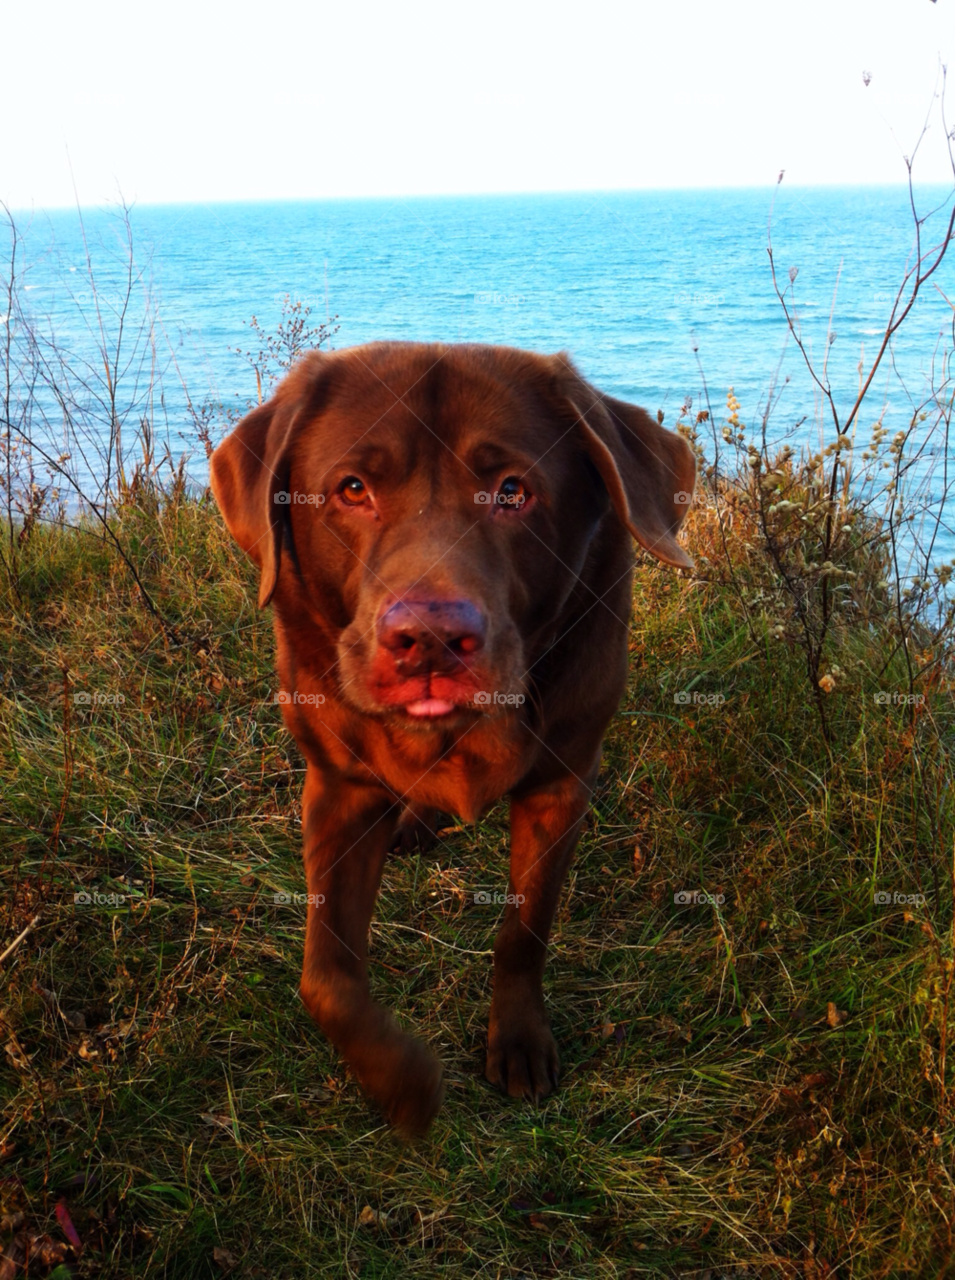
[339,477,369,506]
[496,476,529,509]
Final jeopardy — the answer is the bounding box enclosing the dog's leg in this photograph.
[486,770,594,1101]
[298,765,445,1135]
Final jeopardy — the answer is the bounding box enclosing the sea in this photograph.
[8,185,955,564]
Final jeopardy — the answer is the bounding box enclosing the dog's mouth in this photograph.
[404,697,462,719]
[374,674,482,723]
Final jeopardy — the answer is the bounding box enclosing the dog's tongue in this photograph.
[405,698,456,718]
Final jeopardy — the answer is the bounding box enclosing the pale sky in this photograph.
[4,0,953,209]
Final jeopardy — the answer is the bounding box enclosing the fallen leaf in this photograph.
[21,1234,69,1267]
[200,1113,235,1134]
[826,1003,847,1027]
[0,1248,21,1280]
[55,1200,82,1253]
[3,1037,30,1072]
[801,1072,831,1090]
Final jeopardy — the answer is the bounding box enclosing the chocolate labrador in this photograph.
[210,342,694,1134]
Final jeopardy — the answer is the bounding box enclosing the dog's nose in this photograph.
[376,598,487,674]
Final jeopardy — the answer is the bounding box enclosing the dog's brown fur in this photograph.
[210,342,694,1134]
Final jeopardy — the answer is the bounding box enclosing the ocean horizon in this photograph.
[8,183,955,559]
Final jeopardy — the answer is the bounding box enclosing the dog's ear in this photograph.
[551,358,695,569]
[209,352,330,607]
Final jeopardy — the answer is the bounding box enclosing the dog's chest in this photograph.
[381,724,532,824]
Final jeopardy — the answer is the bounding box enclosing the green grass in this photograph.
[1,493,954,1278]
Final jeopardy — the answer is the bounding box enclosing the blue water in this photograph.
[9,186,955,560]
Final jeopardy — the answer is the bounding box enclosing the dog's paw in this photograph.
[386,1044,445,1138]
[355,1030,445,1137]
[485,1011,560,1102]
[390,807,440,855]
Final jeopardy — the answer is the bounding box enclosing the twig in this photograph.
[0,914,41,967]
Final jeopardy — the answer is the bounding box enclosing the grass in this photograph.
[1,488,954,1278]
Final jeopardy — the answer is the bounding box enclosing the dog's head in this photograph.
[210,342,694,726]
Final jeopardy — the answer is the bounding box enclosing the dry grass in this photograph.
[1,488,954,1278]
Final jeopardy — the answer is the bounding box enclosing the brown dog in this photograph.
[210,342,694,1134]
